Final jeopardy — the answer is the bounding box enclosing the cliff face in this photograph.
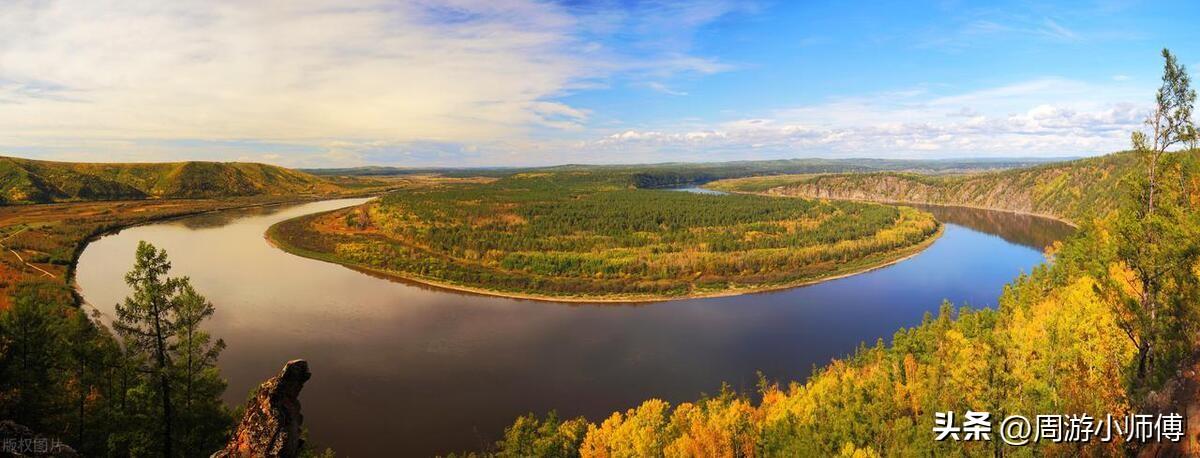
[773,172,1047,217]
[763,151,1172,224]
[213,360,311,458]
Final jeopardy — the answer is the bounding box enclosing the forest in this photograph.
[466,49,1200,457]
[269,171,940,300]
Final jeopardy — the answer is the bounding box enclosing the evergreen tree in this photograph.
[110,242,232,456]
[171,283,231,455]
[0,281,70,431]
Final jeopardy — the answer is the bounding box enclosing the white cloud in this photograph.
[644,82,689,96]
[583,77,1153,161]
[1039,18,1079,41]
[0,1,598,143]
[0,0,736,165]
[0,1,1161,167]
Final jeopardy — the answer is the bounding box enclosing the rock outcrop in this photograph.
[213,360,311,458]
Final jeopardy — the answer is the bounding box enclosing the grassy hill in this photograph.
[0,156,342,204]
[708,150,1199,224]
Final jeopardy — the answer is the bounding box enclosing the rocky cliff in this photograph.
[758,151,1179,224]
[213,360,311,458]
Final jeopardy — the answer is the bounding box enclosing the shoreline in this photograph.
[64,195,379,308]
[265,211,945,304]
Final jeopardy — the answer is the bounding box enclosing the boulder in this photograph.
[213,360,311,458]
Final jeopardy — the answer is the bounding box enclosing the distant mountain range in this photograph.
[0,156,340,204]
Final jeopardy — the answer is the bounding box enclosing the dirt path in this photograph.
[0,227,56,279]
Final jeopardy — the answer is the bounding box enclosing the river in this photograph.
[75,195,1073,456]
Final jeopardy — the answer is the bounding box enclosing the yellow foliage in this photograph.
[1001,276,1133,455]
[501,233,1146,457]
[1107,262,1143,301]
[664,398,759,458]
[580,399,672,458]
[837,442,881,458]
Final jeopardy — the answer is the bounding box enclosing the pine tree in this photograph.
[171,283,230,455]
[113,241,184,456]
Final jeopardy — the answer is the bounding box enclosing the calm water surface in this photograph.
[76,196,1073,457]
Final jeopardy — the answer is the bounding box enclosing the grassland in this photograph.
[269,171,940,301]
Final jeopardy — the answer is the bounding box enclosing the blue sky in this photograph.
[0,0,1197,167]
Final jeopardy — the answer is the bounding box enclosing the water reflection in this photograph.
[76,197,1072,457]
[173,204,297,230]
[911,204,1074,250]
[665,186,728,195]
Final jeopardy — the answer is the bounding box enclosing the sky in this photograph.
[1,0,1198,168]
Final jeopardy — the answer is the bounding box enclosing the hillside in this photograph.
[708,150,1199,224]
[0,156,342,204]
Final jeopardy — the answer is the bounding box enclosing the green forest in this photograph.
[269,171,939,300]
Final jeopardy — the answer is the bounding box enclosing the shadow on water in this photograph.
[170,204,297,230]
[911,204,1074,251]
[76,197,1073,457]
